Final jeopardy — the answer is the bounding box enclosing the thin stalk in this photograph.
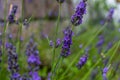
[51,4,61,80]
[0,0,8,73]
[53,56,63,79]
[2,0,8,60]
[17,0,24,54]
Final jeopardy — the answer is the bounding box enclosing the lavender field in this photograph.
[0,0,120,80]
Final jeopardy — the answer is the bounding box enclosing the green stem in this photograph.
[17,0,24,54]
[51,4,61,80]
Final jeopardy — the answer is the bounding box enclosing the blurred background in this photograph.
[0,0,120,79]
[0,0,120,37]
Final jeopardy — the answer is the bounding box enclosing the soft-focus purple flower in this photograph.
[49,40,54,47]
[96,35,104,54]
[55,38,61,48]
[8,5,18,23]
[29,71,41,80]
[61,27,72,57]
[100,20,105,25]
[76,54,88,69]
[6,42,20,80]
[8,34,13,39]
[11,72,20,79]
[96,35,104,47]
[56,0,65,3]
[71,0,87,26]
[47,72,51,80]
[102,66,110,80]
[26,38,41,79]
[107,8,114,22]
[79,44,83,49]
[28,54,41,65]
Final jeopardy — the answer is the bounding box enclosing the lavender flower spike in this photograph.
[61,27,72,57]
[107,8,114,22]
[26,38,41,80]
[8,4,18,23]
[71,0,87,26]
[6,42,21,80]
[102,65,111,80]
[76,54,88,69]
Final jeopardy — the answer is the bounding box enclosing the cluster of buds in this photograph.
[61,27,73,57]
[8,4,18,23]
[6,42,21,80]
[26,38,41,80]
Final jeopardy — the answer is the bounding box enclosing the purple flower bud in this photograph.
[26,38,41,79]
[61,27,72,57]
[29,71,41,80]
[8,34,13,39]
[49,40,54,47]
[76,54,88,69]
[102,67,109,80]
[55,38,61,48]
[47,72,51,80]
[107,8,114,22]
[71,0,87,26]
[8,5,18,23]
[79,44,83,49]
[6,42,21,80]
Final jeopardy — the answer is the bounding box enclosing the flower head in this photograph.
[8,4,18,23]
[26,38,41,79]
[102,67,109,80]
[107,8,114,21]
[71,0,87,26]
[6,42,20,80]
[61,27,72,57]
[76,54,88,69]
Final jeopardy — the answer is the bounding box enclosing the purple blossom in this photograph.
[26,38,41,79]
[29,71,41,80]
[61,27,72,57]
[8,5,18,23]
[6,42,20,80]
[107,8,114,21]
[96,35,104,47]
[49,40,54,47]
[55,38,61,48]
[56,0,65,3]
[79,44,83,49]
[28,54,41,65]
[71,0,87,26]
[102,67,109,80]
[47,72,51,80]
[11,72,20,79]
[96,35,104,54]
[76,54,88,69]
